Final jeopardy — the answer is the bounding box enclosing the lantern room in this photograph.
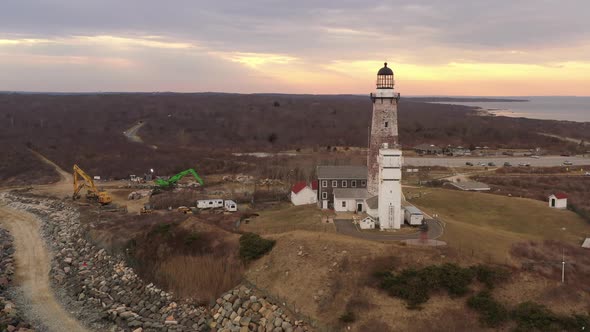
[376,62,394,89]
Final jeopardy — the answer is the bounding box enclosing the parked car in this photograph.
[518,163,531,167]
[479,162,487,166]
[563,161,573,166]
[504,162,512,167]
[531,155,541,159]
[488,162,496,167]
[466,162,474,166]
[585,172,590,176]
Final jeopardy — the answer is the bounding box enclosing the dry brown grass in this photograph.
[406,187,590,263]
[241,203,335,234]
[153,254,244,305]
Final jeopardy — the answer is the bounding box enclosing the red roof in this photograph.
[291,181,308,194]
[311,180,318,190]
[551,192,568,199]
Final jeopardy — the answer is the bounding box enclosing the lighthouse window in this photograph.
[385,122,388,128]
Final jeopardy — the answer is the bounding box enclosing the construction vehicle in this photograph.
[73,164,112,205]
[177,206,193,214]
[140,203,154,215]
[155,168,204,188]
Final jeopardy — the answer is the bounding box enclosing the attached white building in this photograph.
[333,188,371,212]
[378,146,403,230]
[290,181,318,206]
[548,193,568,209]
[404,206,424,226]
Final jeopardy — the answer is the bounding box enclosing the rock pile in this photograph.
[211,286,308,332]
[0,228,35,332]
[1,192,311,332]
[3,193,210,331]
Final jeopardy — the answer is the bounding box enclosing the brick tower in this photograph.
[367,62,400,196]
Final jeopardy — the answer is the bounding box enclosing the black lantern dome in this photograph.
[376,62,394,89]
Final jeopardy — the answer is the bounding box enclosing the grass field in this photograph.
[241,203,335,234]
[405,187,590,263]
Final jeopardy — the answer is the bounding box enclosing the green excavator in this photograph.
[155,168,204,189]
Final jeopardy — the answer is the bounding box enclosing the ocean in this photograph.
[432,96,590,123]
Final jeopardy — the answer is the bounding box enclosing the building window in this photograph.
[385,122,388,128]
[351,180,357,187]
[322,180,327,188]
[332,180,338,187]
[342,201,346,208]
[342,180,347,187]
[361,180,366,186]
[322,192,327,199]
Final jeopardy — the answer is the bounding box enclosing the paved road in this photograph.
[405,155,589,167]
[0,204,90,332]
[334,219,443,241]
[123,122,145,143]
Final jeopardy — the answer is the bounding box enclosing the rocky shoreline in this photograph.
[1,192,309,332]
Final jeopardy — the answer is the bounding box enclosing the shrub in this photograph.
[511,302,561,331]
[438,263,475,297]
[339,311,356,323]
[471,264,509,289]
[239,233,275,261]
[376,263,478,308]
[467,291,509,327]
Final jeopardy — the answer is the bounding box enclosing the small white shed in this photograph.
[290,181,318,206]
[359,217,376,230]
[404,206,424,225]
[548,193,568,209]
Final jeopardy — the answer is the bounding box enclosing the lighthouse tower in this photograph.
[367,63,400,196]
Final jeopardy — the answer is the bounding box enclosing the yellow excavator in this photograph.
[73,164,112,205]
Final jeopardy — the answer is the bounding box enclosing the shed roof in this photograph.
[550,192,568,199]
[291,181,308,194]
[582,238,590,249]
[311,180,318,190]
[404,206,423,215]
[333,188,371,199]
[317,165,367,179]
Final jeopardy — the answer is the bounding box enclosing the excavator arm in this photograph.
[155,168,204,188]
[72,164,112,205]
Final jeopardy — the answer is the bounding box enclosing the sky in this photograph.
[1,1,589,95]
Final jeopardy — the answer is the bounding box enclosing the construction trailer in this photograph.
[224,200,238,212]
[197,199,224,209]
[404,206,424,226]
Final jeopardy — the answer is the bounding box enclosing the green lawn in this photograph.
[405,188,590,263]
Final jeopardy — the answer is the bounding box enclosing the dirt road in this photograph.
[0,204,90,332]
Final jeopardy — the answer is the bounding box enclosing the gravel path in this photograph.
[0,204,90,332]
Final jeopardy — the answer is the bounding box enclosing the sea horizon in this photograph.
[430,96,590,123]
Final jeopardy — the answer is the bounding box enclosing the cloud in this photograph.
[0,0,589,94]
